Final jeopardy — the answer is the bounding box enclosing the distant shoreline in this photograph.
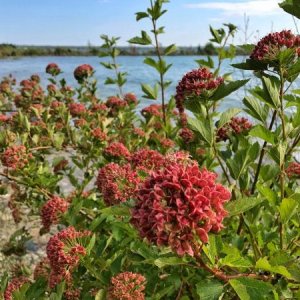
[0,44,249,58]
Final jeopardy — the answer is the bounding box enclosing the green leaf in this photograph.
[225,197,265,216]
[229,277,273,300]
[141,83,159,100]
[232,59,267,70]
[210,79,250,101]
[136,11,149,21]
[261,76,280,108]
[279,0,300,19]
[256,257,293,279]
[188,117,213,146]
[279,198,298,224]
[195,56,214,68]
[287,59,300,80]
[128,31,152,45]
[104,77,116,84]
[86,234,96,254]
[100,206,130,217]
[95,289,107,300]
[257,184,278,204]
[164,44,177,55]
[153,257,184,268]
[221,254,252,268]
[196,280,223,300]
[243,96,269,123]
[217,108,242,129]
[249,125,275,145]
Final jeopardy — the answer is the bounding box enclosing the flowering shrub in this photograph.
[0,1,300,299]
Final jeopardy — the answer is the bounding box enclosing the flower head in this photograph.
[141,104,163,119]
[97,163,139,205]
[286,162,300,178]
[104,142,131,160]
[131,148,164,173]
[179,127,195,143]
[40,196,69,231]
[108,272,146,300]
[131,161,231,256]
[4,277,29,300]
[46,63,61,76]
[175,68,223,113]
[68,103,86,117]
[46,227,91,288]
[74,64,94,82]
[1,145,32,170]
[124,93,138,106]
[91,128,107,141]
[250,30,300,61]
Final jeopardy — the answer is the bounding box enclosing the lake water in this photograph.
[0,56,250,110]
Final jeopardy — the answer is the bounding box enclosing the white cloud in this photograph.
[185,0,281,17]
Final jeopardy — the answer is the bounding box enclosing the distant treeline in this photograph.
[0,43,249,57]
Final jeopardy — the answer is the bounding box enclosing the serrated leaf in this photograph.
[153,257,184,268]
[164,44,177,55]
[128,31,152,45]
[279,198,298,224]
[279,0,300,19]
[232,59,267,70]
[225,197,265,216]
[256,257,293,279]
[196,280,223,300]
[188,117,213,146]
[229,277,273,300]
[249,125,275,145]
[195,56,214,68]
[218,108,242,129]
[210,79,250,101]
[262,76,280,108]
[243,96,269,123]
[141,83,158,100]
[220,254,252,268]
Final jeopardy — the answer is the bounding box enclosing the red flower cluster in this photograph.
[91,128,107,141]
[250,30,300,61]
[124,93,138,106]
[40,196,69,231]
[1,145,32,170]
[46,63,61,76]
[68,103,86,117]
[104,142,131,160]
[4,277,29,300]
[106,96,127,111]
[175,68,224,114]
[46,227,91,288]
[131,148,164,173]
[97,163,139,205]
[91,103,107,112]
[141,104,163,118]
[131,160,231,256]
[286,162,300,178]
[217,117,252,141]
[64,288,81,300]
[108,272,146,300]
[74,64,94,82]
[132,127,146,137]
[0,114,10,123]
[179,127,195,143]
[33,257,51,280]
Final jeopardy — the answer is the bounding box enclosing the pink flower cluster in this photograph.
[286,162,300,178]
[132,127,146,137]
[46,226,91,288]
[1,145,32,170]
[46,63,61,76]
[104,142,131,160]
[91,128,107,141]
[250,30,300,61]
[217,117,252,141]
[68,103,86,117]
[141,104,163,118]
[175,68,224,114]
[124,93,138,106]
[4,277,29,300]
[34,257,51,280]
[179,127,195,143]
[108,272,146,300]
[40,196,69,231]
[97,163,139,205]
[106,96,127,111]
[131,148,164,173]
[74,64,94,82]
[131,160,231,256]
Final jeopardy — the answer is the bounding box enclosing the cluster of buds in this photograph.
[141,104,163,119]
[97,163,139,205]
[40,196,69,231]
[46,63,61,76]
[104,142,131,160]
[179,127,195,144]
[124,93,138,106]
[131,148,164,173]
[106,96,127,114]
[217,117,252,141]
[286,162,300,178]
[132,127,146,138]
[1,145,32,170]
[91,127,107,141]
[108,272,146,300]
[90,103,107,113]
[46,227,91,288]
[68,103,86,117]
[4,277,29,300]
[250,30,300,61]
[131,158,231,257]
[175,68,224,114]
[33,257,51,280]
[74,64,94,82]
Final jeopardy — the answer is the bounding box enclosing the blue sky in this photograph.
[0,0,298,46]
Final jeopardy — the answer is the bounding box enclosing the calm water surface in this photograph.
[0,56,250,110]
